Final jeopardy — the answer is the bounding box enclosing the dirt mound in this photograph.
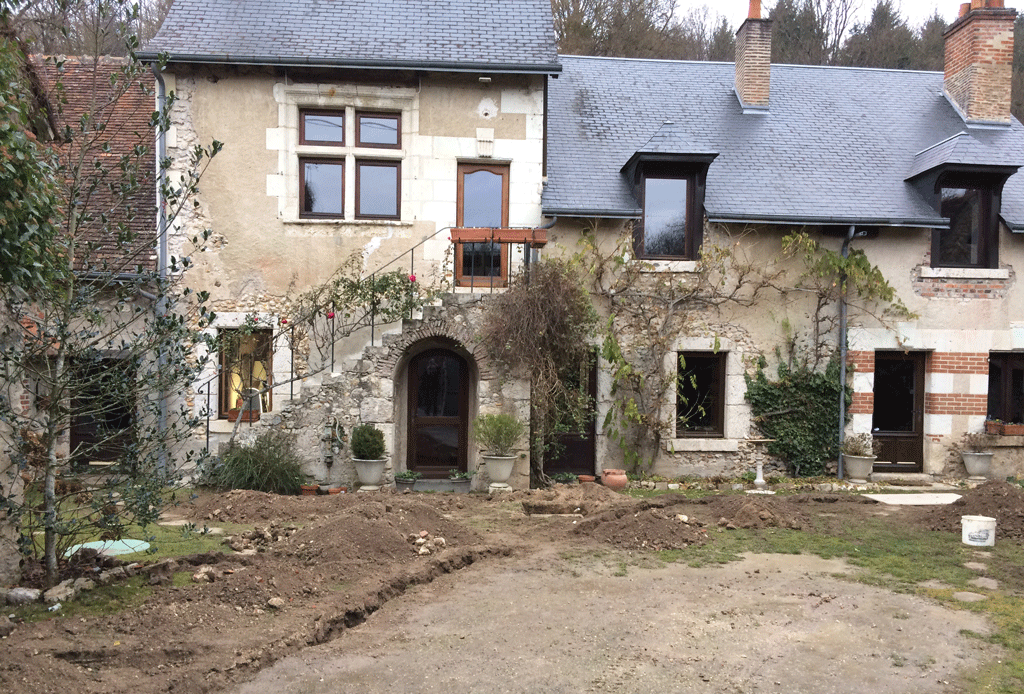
[519,481,632,515]
[574,494,809,551]
[917,480,1024,541]
[179,488,358,524]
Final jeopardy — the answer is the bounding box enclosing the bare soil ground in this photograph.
[2,481,1023,694]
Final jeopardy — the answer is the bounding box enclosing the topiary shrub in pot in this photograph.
[472,413,525,490]
[351,423,387,492]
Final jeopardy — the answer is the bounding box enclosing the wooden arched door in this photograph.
[407,349,469,477]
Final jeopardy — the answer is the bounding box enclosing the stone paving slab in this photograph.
[862,493,962,505]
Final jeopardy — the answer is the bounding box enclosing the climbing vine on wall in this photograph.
[745,355,851,477]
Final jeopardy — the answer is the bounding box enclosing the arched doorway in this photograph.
[407,348,469,477]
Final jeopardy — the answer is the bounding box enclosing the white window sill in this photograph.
[666,438,739,452]
[641,260,698,273]
[920,267,1010,279]
[283,218,413,227]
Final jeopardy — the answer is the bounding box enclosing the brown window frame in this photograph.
[299,157,345,219]
[456,162,510,287]
[932,183,997,270]
[219,328,274,418]
[356,111,401,149]
[355,159,401,220]
[636,169,697,261]
[676,351,726,438]
[988,352,1024,424]
[299,109,345,146]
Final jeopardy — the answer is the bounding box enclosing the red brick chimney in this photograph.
[944,0,1017,123]
[735,0,772,111]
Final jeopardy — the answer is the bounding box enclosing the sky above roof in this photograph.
[679,1,968,33]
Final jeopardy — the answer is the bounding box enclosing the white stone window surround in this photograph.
[918,267,1010,279]
[194,312,294,434]
[663,337,749,452]
[269,83,418,224]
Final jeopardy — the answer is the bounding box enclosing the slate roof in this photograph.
[543,56,1024,230]
[140,0,560,74]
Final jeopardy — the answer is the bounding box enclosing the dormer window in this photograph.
[641,174,693,259]
[931,171,1005,269]
[622,149,715,263]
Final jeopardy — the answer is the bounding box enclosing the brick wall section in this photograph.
[735,18,772,107]
[943,5,1016,123]
[850,391,874,414]
[846,350,874,372]
[926,352,989,374]
[925,392,988,415]
[914,277,1011,299]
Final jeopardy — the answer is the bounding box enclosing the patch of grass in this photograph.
[15,576,152,622]
[113,520,254,563]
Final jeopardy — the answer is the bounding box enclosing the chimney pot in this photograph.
[749,0,761,19]
[959,2,970,15]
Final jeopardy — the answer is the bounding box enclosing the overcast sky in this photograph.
[679,1,965,32]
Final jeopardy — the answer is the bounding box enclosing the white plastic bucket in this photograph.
[961,515,997,547]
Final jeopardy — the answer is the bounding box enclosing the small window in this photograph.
[643,177,690,258]
[357,112,400,148]
[300,109,345,146]
[356,160,400,219]
[932,172,1000,269]
[677,352,725,437]
[456,163,509,286]
[220,329,273,418]
[300,158,344,217]
[988,352,1024,424]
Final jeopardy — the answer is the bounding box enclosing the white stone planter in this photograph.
[353,457,387,492]
[482,454,516,490]
[962,451,993,481]
[842,454,875,484]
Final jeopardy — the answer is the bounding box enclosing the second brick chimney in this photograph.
[944,0,1018,124]
[735,0,773,111]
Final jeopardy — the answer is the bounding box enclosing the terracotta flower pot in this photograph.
[601,469,628,491]
[299,484,319,496]
[577,474,596,484]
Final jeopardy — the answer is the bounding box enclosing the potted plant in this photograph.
[958,432,994,480]
[395,469,421,491]
[448,469,472,493]
[985,418,1004,435]
[351,423,387,492]
[840,433,879,484]
[472,413,525,490]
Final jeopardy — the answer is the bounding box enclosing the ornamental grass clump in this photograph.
[204,430,305,495]
[351,423,386,460]
[840,433,880,457]
[472,413,525,457]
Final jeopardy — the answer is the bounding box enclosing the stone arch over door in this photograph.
[394,338,479,479]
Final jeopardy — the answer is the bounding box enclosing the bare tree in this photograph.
[812,0,861,63]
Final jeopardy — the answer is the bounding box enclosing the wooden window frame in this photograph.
[676,351,726,438]
[356,111,401,149]
[988,352,1024,424]
[299,109,345,146]
[299,157,345,219]
[931,171,1002,270]
[219,328,274,418]
[637,169,697,261]
[355,159,401,220]
[456,162,510,287]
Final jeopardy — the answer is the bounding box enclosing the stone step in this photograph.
[870,472,939,486]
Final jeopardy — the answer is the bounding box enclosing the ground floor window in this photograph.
[988,352,1024,423]
[219,329,273,418]
[69,357,136,468]
[676,352,725,437]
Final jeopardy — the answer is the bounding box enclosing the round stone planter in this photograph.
[482,455,516,490]
[962,451,993,481]
[353,457,387,492]
[395,478,417,492]
[842,454,875,484]
[450,478,471,493]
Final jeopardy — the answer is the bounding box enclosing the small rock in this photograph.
[676,514,689,523]
[417,546,432,556]
[431,537,446,549]
[0,615,15,637]
[71,578,95,592]
[6,587,41,606]
[267,597,286,609]
[414,537,427,546]
[43,580,76,604]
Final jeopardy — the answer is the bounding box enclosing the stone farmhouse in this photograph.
[132,0,1024,490]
